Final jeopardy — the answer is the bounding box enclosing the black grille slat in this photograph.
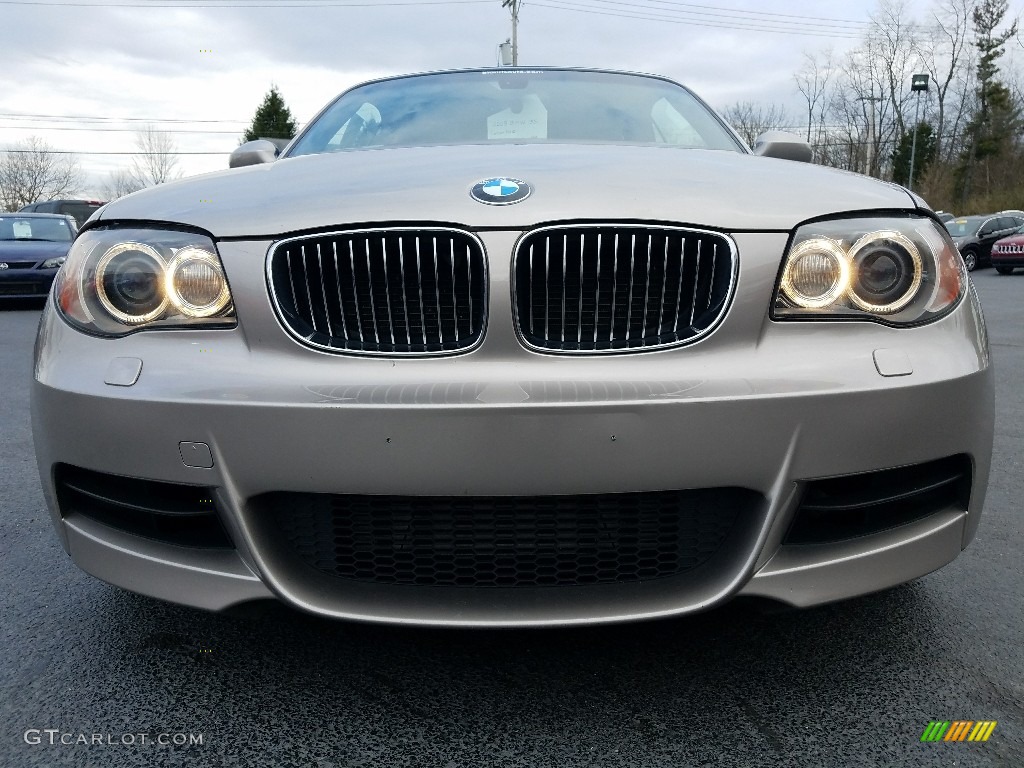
[515,225,733,352]
[271,229,485,354]
[265,488,757,588]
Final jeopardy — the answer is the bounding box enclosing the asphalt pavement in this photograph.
[1,274,1022,768]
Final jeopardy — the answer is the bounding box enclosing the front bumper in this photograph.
[990,251,1024,268]
[0,269,56,298]
[30,234,995,626]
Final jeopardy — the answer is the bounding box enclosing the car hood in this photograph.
[94,144,919,238]
[0,240,72,260]
[995,234,1024,245]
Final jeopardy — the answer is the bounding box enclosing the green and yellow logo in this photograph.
[920,720,997,742]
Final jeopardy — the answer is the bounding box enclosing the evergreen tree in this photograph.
[955,0,1020,206]
[242,86,299,144]
[891,123,936,188]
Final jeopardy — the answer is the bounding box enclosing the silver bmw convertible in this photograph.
[31,68,994,626]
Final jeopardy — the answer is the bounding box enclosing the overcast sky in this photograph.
[1,0,1018,195]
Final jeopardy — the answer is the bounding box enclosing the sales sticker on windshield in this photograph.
[487,94,548,140]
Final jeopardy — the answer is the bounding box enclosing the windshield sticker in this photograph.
[12,221,32,238]
[487,94,548,140]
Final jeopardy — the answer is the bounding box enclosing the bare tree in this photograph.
[101,168,146,200]
[916,0,975,163]
[130,126,181,188]
[720,101,792,147]
[0,137,83,211]
[871,0,919,137]
[807,2,917,179]
[795,49,835,146]
[785,0,1023,207]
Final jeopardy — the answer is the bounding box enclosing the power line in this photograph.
[0,124,243,134]
[0,149,227,155]
[0,0,490,6]
[586,0,872,29]
[531,0,866,38]
[0,112,248,124]
[530,0,866,38]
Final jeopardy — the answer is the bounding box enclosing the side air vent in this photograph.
[55,464,233,548]
[785,455,972,545]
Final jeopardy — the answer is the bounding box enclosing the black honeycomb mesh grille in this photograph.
[264,489,755,587]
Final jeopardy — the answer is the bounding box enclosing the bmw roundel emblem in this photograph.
[470,177,532,205]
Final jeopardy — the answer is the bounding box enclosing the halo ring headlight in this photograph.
[780,237,850,309]
[165,247,232,318]
[847,230,923,314]
[94,242,168,324]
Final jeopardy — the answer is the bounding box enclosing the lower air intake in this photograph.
[263,488,759,587]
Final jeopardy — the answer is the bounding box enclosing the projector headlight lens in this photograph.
[847,230,923,314]
[55,227,235,336]
[95,242,168,323]
[773,215,963,325]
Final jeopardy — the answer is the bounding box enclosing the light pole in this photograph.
[502,0,520,65]
[908,74,930,192]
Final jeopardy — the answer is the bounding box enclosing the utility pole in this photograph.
[502,0,520,65]
[908,74,929,192]
[856,93,881,177]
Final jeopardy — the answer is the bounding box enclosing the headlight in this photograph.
[773,215,964,325]
[41,257,66,270]
[54,227,236,336]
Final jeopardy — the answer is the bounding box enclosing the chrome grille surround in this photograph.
[512,224,738,353]
[267,227,488,356]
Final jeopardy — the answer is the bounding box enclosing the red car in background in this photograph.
[991,224,1024,274]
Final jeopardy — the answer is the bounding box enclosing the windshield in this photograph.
[0,216,74,242]
[288,69,745,157]
[945,219,981,238]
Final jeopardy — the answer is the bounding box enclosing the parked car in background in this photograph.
[19,199,106,228]
[944,213,1024,270]
[990,223,1024,274]
[934,210,955,223]
[0,213,77,299]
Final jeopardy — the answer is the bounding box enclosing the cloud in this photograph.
[1,0,890,194]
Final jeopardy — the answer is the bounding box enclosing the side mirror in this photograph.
[229,139,281,168]
[752,131,813,163]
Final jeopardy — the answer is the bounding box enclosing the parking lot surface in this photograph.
[1,273,1022,767]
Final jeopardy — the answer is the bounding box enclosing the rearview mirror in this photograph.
[752,131,813,163]
[229,139,281,168]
